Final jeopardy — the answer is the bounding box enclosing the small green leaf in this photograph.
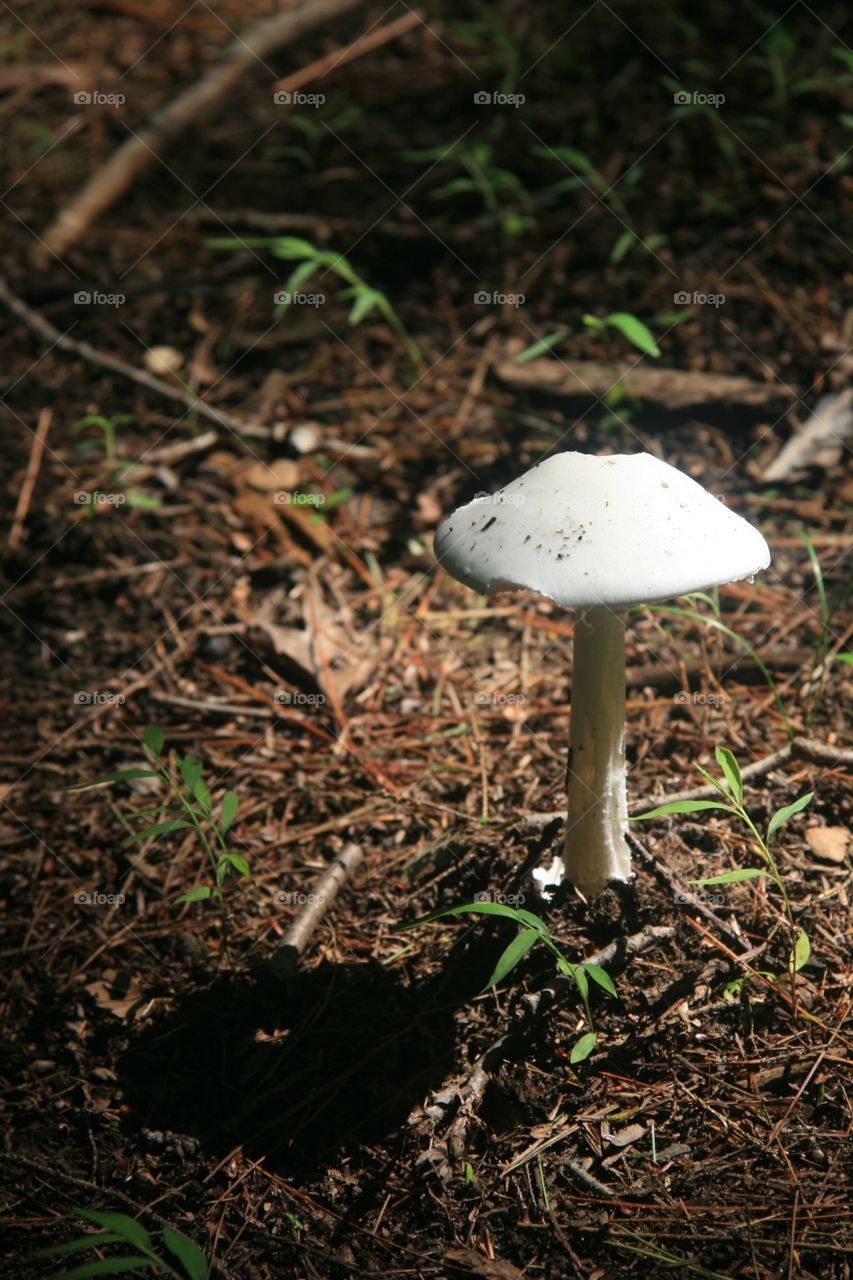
[190,780,211,816]
[180,756,203,789]
[572,965,589,1001]
[347,286,383,326]
[604,311,661,357]
[631,800,734,819]
[767,792,813,841]
[790,928,811,973]
[583,963,617,997]
[143,726,165,759]
[67,769,160,790]
[283,259,319,295]
[55,1258,155,1279]
[226,851,250,876]
[514,330,567,362]
[220,791,238,831]
[397,901,546,930]
[162,1227,208,1280]
[485,928,540,990]
[722,978,744,1003]
[715,746,742,802]
[268,235,322,260]
[123,819,192,844]
[609,228,637,264]
[174,886,213,904]
[835,652,853,664]
[75,1213,151,1250]
[570,1032,597,1063]
[691,868,766,885]
[37,1234,125,1258]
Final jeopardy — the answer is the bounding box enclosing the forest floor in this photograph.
[1,2,852,1278]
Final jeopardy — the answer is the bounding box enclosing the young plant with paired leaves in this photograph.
[397,899,616,1062]
[36,1207,208,1280]
[207,235,422,370]
[632,745,813,1008]
[70,726,247,907]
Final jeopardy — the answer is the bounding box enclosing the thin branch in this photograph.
[0,274,253,435]
[269,842,365,975]
[6,407,52,555]
[40,0,367,258]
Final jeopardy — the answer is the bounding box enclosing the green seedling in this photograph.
[207,235,421,369]
[531,144,659,263]
[397,899,616,1062]
[71,414,161,512]
[632,745,813,1006]
[263,104,363,170]
[35,1207,208,1280]
[609,1225,735,1279]
[406,140,535,241]
[516,311,661,365]
[69,725,248,907]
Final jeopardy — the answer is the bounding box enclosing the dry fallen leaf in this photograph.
[241,457,300,492]
[607,1122,648,1147]
[805,826,849,864]
[444,1248,525,1280]
[239,581,390,707]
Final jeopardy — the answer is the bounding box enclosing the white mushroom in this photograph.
[434,451,770,898]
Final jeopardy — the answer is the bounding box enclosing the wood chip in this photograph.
[805,825,850,864]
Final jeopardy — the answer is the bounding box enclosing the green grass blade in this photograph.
[570,1032,597,1063]
[162,1227,209,1280]
[767,792,813,841]
[485,928,540,990]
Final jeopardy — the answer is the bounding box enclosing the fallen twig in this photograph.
[40,0,367,258]
[6,407,51,555]
[268,841,365,976]
[272,9,421,94]
[495,339,788,409]
[763,388,853,482]
[0,275,254,436]
[524,736,853,828]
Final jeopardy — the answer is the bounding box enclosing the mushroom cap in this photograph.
[434,452,770,609]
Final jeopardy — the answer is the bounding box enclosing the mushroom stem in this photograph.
[565,605,631,896]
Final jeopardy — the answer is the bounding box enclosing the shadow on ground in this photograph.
[118,958,460,1178]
